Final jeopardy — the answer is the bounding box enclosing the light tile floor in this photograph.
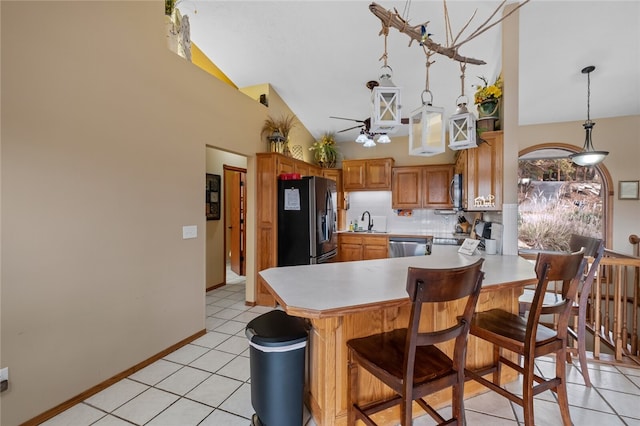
[43,270,640,426]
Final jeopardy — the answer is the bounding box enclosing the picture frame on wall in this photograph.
[206,173,221,220]
[618,180,639,200]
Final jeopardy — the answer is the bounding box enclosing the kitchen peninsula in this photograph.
[259,245,537,426]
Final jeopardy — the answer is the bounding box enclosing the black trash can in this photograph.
[246,309,308,426]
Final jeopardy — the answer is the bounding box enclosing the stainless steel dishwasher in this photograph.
[388,236,433,257]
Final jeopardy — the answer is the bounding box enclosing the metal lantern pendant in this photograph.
[370,66,402,134]
[409,90,445,156]
[448,98,477,150]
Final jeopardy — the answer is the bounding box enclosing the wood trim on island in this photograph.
[259,247,537,425]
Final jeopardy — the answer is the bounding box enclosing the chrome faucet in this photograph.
[361,211,373,231]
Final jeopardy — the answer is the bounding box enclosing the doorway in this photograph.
[224,165,247,281]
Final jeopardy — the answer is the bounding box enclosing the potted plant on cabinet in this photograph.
[474,75,502,131]
[309,133,339,168]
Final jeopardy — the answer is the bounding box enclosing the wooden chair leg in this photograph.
[493,345,502,385]
[577,308,592,387]
[401,393,412,425]
[522,354,536,426]
[452,371,465,424]
[347,354,358,426]
[555,348,573,426]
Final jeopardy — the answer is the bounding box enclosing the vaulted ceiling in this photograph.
[188,1,639,143]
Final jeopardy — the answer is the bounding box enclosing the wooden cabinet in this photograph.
[454,130,503,211]
[342,158,394,191]
[338,234,388,261]
[255,153,324,306]
[392,164,454,209]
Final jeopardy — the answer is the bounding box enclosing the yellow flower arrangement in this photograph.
[474,75,503,104]
[309,133,338,167]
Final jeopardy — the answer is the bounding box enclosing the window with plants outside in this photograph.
[518,155,604,252]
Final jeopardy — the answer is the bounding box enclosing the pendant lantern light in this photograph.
[569,65,608,166]
[448,63,477,150]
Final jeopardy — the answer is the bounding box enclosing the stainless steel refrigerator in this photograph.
[278,176,337,266]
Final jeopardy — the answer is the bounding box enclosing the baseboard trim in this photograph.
[206,282,225,292]
[21,329,207,426]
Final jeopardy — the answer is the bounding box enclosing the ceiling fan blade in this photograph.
[337,125,364,133]
[330,116,365,123]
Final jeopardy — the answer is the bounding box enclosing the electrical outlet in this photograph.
[0,367,8,392]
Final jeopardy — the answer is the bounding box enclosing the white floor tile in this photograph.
[464,389,516,420]
[40,402,105,426]
[233,310,263,323]
[84,378,149,412]
[205,316,227,330]
[200,409,250,426]
[91,414,135,426]
[567,405,627,426]
[190,330,232,349]
[598,388,640,419]
[212,308,246,320]
[210,298,238,308]
[128,359,182,386]
[215,335,249,355]
[146,397,213,426]
[163,343,210,365]
[185,374,243,407]
[219,382,254,418]
[189,349,235,373]
[214,320,246,335]
[155,366,211,395]
[217,355,251,382]
[112,387,179,425]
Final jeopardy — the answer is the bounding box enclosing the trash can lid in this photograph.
[245,310,308,347]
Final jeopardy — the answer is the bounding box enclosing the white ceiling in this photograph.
[188,1,640,143]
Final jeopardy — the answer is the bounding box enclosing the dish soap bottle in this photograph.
[354,218,358,231]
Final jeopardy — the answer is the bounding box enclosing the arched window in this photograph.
[518,143,612,251]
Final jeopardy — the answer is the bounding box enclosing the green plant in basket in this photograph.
[309,133,338,168]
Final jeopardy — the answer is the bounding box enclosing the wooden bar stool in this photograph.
[467,250,587,426]
[346,259,485,426]
[518,235,604,386]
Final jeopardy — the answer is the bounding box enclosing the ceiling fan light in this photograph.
[377,134,391,143]
[355,132,368,143]
[363,138,376,148]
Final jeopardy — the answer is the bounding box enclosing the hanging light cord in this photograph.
[585,69,592,124]
[459,60,467,97]
[379,23,390,67]
[422,47,435,105]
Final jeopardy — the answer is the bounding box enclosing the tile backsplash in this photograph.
[346,191,461,235]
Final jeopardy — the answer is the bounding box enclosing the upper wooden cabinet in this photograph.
[455,130,503,211]
[342,158,394,191]
[392,164,454,209]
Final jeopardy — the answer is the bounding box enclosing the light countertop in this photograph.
[259,245,537,319]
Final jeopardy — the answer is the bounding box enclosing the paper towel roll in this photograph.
[485,238,497,255]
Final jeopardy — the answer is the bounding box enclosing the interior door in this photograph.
[225,167,246,276]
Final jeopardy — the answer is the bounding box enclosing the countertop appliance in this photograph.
[389,236,433,257]
[278,176,337,265]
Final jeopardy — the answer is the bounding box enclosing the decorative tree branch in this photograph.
[368,1,530,66]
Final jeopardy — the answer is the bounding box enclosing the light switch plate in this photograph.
[182,225,197,239]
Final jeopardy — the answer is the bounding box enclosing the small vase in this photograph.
[477,98,500,119]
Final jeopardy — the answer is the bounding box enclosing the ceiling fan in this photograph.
[330,116,372,134]
[330,116,409,134]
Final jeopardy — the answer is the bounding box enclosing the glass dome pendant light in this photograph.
[569,65,608,166]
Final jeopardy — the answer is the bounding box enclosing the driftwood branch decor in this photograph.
[368,1,530,66]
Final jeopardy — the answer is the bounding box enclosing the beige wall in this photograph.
[0,1,266,424]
